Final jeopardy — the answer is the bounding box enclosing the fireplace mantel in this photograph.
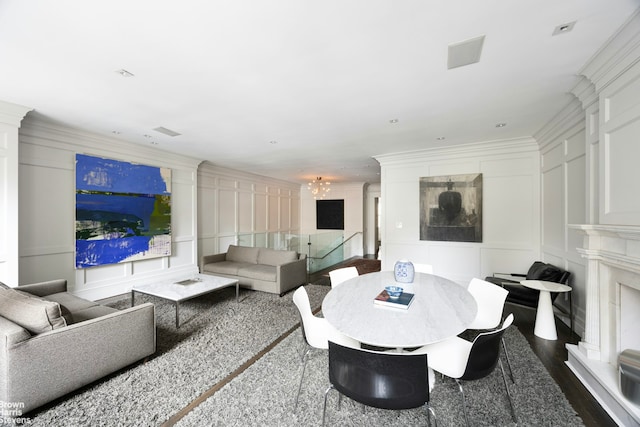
[567,224,640,426]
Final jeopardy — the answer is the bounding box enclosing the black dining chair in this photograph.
[413,314,517,426]
[322,341,436,426]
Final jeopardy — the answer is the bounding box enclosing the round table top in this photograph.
[321,271,477,348]
[520,279,572,293]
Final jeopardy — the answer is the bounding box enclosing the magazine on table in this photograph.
[373,289,415,309]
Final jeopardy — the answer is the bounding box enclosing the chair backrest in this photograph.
[329,266,359,288]
[293,286,326,349]
[413,263,433,274]
[328,341,430,410]
[466,278,508,330]
[293,286,359,350]
[461,313,514,381]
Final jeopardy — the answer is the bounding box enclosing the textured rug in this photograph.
[25,284,329,426]
[176,323,584,427]
[25,282,583,426]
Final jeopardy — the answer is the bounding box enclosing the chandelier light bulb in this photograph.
[307,176,331,199]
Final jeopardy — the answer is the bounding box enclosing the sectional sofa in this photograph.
[0,279,156,414]
[201,245,307,296]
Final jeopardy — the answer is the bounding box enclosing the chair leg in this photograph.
[499,359,518,424]
[425,403,437,427]
[294,349,311,410]
[455,379,470,427]
[322,384,335,427]
[501,337,515,383]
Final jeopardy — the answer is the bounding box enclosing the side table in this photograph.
[520,279,572,340]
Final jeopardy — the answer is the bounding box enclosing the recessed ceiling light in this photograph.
[115,69,134,77]
[496,123,507,128]
[389,118,399,124]
[553,21,576,36]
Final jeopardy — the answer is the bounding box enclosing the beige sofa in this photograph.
[201,245,307,296]
[0,279,156,414]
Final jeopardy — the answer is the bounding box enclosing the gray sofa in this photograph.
[0,279,156,414]
[201,245,307,296]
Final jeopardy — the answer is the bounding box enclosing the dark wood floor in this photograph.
[507,303,617,427]
[315,259,617,427]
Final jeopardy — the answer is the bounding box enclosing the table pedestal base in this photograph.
[534,290,557,340]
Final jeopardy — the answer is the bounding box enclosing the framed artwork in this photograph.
[75,154,172,268]
[316,199,344,230]
[419,173,482,242]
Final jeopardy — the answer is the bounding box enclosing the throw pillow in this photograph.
[0,288,67,334]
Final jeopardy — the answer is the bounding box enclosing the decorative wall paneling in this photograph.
[0,101,31,285]
[197,162,300,267]
[17,114,201,300]
[375,139,540,286]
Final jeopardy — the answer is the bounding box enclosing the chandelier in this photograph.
[307,177,331,199]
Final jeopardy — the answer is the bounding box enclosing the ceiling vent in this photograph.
[447,35,485,70]
[153,127,181,137]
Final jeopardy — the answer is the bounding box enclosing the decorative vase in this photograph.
[394,260,415,283]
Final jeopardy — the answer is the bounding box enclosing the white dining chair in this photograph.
[413,263,434,274]
[292,286,359,409]
[466,277,514,382]
[414,314,517,426]
[328,266,359,288]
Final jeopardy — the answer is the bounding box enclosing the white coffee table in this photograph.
[520,279,572,340]
[131,274,239,328]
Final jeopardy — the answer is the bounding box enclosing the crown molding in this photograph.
[0,100,32,127]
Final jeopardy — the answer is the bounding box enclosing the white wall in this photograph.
[364,183,381,256]
[198,162,301,261]
[300,181,366,258]
[17,114,201,300]
[534,10,640,338]
[0,101,31,285]
[376,139,540,285]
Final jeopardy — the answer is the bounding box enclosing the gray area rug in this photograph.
[26,283,583,426]
[26,284,329,426]
[177,320,584,426]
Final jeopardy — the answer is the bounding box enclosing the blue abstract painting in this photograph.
[75,154,172,268]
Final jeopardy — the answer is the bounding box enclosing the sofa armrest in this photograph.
[17,279,67,297]
[277,257,307,294]
[1,302,155,413]
[201,253,227,270]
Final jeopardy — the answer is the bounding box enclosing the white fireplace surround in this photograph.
[567,224,640,427]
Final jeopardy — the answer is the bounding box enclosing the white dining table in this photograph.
[321,271,477,348]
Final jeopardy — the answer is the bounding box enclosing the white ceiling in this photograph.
[1,1,638,185]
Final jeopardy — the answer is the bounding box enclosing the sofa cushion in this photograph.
[257,248,298,267]
[0,288,67,334]
[43,292,100,325]
[68,305,119,323]
[226,245,259,264]
[526,261,565,282]
[238,264,277,282]
[203,261,254,276]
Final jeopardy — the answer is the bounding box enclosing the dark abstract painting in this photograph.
[419,173,482,242]
[75,154,172,268]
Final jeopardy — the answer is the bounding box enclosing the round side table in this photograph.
[520,279,572,340]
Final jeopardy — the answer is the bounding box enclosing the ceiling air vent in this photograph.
[153,127,181,137]
[447,35,485,70]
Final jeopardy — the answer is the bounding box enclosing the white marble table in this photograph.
[132,274,239,328]
[520,279,572,340]
[322,271,477,348]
